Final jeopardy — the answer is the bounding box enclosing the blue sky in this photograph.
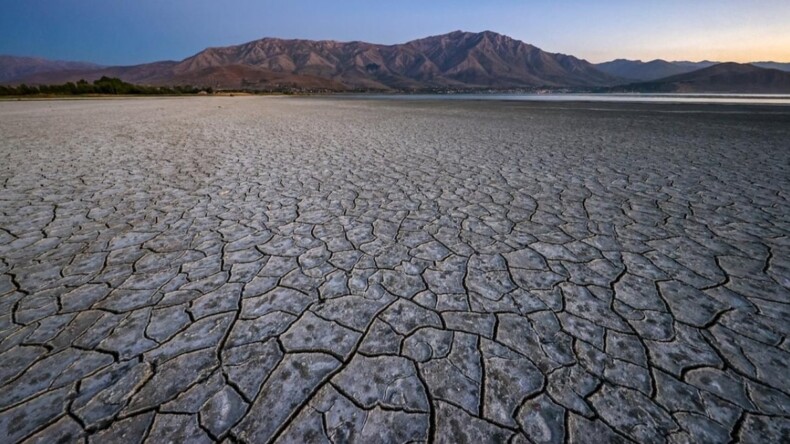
[1,0,788,65]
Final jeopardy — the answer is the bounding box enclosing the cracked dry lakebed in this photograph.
[0,96,789,443]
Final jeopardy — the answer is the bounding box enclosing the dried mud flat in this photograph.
[0,96,789,443]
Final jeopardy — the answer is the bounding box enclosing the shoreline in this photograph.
[0,92,279,101]
[2,91,789,107]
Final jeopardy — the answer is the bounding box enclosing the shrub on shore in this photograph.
[0,77,212,96]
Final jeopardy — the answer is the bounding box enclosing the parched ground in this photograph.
[0,97,789,443]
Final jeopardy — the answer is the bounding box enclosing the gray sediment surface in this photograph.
[1,96,788,442]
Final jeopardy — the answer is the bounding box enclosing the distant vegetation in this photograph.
[0,76,212,96]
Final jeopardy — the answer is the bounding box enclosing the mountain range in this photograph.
[0,55,102,84]
[611,62,790,94]
[2,31,790,93]
[595,59,790,81]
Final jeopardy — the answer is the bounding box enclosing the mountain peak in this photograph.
[0,31,619,89]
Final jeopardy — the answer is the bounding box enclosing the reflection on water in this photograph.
[355,93,790,105]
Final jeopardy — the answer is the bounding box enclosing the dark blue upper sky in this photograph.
[2,0,788,65]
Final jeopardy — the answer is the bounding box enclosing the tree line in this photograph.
[0,77,212,96]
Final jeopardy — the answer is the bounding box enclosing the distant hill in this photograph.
[595,59,695,81]
[2,31,622,90]
[0,55,102,83]
[752,61,790,72]
[595,59,790,82]
[670,60,719,71]
[9,61,347,91]
[611,62,790,93]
